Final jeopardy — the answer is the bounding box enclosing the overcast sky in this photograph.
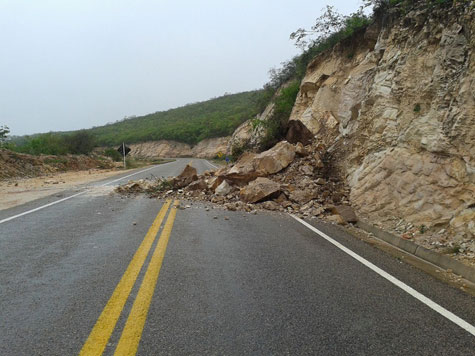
[1,0,364,136]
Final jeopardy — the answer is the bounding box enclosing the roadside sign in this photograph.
[118,144,131,156]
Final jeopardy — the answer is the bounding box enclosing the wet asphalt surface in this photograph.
[0,158,474,355]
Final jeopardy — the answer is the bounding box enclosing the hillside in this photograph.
[8,90,266,156]
[130,0,474,265]
[88,90,264,146]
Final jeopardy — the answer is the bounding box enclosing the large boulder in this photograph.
[239,177,281,203]
[186,178,207,191]
[207,176,224,191]
[224,152,257,183]
[173,164,198,188]
[224,141,296,183]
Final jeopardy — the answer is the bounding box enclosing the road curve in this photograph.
[0,158,474,355]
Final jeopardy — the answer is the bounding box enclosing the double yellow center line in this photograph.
[80,199,179,356]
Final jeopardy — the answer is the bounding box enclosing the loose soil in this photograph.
[0,169,123,211]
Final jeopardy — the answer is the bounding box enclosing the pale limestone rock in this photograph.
[129,137,230,159]
[225,141,296,183]
[215,180,233,196]
[295,142,308,156]
[173,165,198,188]
[450,209,475,235]
[227,101,275,155]
[286,6,475,238]
[239,177,280,203]
[192,137,230,158]
[299,165,314,176]
[207,176,224,191]
[289,189,317,204]
[129,140,192,158]
[187,179,207,191]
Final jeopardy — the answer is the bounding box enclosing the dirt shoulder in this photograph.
[0,168,123,211]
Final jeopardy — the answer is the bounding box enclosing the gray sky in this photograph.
[0,0,363,136]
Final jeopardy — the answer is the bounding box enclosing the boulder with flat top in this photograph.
[239,177,281,203]
[224,141,296,183]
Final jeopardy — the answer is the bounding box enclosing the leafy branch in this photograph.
[0,125,10,146]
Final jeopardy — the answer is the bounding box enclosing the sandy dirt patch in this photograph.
[0,169,126,211]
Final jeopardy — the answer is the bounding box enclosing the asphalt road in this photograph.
[0,158,474,355]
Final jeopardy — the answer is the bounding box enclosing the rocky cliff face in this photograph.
[192,137,229,158]
[226,101,275,155]
[129,137,230,159]
[289,5,475,242]
[130,140,193,158]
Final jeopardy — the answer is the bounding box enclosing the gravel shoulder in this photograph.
[0,168,125,211]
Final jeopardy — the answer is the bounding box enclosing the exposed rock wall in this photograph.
[130,140,192,158]
[289,5,475,239]
[130,137,230,159]
[226,101,275,155]
[192,137,230,158]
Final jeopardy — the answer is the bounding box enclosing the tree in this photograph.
[67,130,96,155]
[290,6,371,50]
[0,125,10,146]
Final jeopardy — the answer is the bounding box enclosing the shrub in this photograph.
[260,80,300,150]
[104,147,122,161]
[14,133,69,155]
[11,131,96,156]
[66,130,96,154]
[231,142,250,161]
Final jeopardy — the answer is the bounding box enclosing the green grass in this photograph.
[88,91,265,146]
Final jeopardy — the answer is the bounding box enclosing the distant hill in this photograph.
[89,90,265,146]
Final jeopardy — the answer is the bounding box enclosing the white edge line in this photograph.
[291,214,475,337]
[0,163,175,225]
[0,192,86,224]
[205,160,218,169]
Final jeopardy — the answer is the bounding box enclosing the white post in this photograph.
[122,142,126,169]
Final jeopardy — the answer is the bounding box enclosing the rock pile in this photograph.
[116,140,355,223]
